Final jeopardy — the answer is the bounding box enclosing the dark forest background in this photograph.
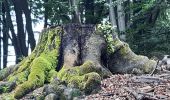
[0,0,169,69]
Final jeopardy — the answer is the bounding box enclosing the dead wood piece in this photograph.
[138,92,158,100]
[158,74,170,77]
[139,86,154,93]
[132,76,166,83]
[101,93,114,96]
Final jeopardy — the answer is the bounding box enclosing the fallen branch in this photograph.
[124,87,158,100]
[132,75,166,83]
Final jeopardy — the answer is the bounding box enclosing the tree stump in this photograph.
[0,24,156,99]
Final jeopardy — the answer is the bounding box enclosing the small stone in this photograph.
[63,88,82,100]
[43,85,56,95]
[45,93,59,100]
[50,77,61,85]
[57,84,67,92]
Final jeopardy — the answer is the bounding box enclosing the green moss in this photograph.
[119,43,131,56]
[78,61,97,75]
[83,72,101,94]
[57,61,101,94]
[47,69,58,82]
[13,27,61,99]
[142,59,156,73]
[0,68,8,81]
[17,53,36,73]
[14,81,33,99]
[0,68,11,81]
[8,70,29,84]
[14,55,51,98]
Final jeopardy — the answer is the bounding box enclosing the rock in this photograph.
[45,93,59,100]
[50,77,61,85]
[57,84,67,92]
[43,84,67,98]
[63,88,82,100]
[21,86,45,100]
[43,85,56,95]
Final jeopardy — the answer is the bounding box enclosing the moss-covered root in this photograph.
[108,38,157,74]
[0,65,18,81]
[56,61,102,94]
[14,56,53,99]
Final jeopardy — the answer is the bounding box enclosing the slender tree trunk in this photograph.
[2,3,9,68]
[4,0,22,63]
[44,0,48,28]
[108,0,117,27]
[12,0,28,57]
[117,2,126,41]
[125,0,132,28]
[71,0,81,23]
[21,0,36,51]
[0,18,1,69]
[117,3,126,32]
[107,0,117,38]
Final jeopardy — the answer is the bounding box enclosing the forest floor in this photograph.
[85,71,170,100]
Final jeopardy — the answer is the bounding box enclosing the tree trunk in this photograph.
[21,0,36,51]
[117,2,126,41]
[0,18,1,70]
[44,0,48,28]
[2,3,9,68]
[117,3,126,32]
[0,24,156,99]
[108,0,117,28]
[12,0,28,57]
[71,0,81,23]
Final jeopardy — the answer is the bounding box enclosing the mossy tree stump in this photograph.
[0,24,156,99]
